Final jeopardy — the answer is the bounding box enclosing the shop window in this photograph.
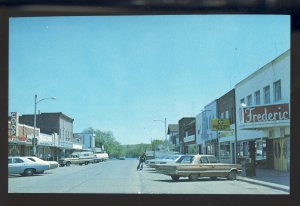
[220,142,231,159]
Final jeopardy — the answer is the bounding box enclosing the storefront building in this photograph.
[178,117,196,154]
[9,112,85,161]
[196,100,219,158]
[217,89,237,164]
[19,112,75,159]
[235,50,290,171]
[167,124,179,152]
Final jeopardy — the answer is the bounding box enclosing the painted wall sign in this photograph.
[243,103,289,123]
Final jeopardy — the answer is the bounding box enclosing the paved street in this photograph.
[8,158,288,194]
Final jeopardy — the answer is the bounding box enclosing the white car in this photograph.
[8,156,50,176]
[146,155,183,168]
[24,156,59,170]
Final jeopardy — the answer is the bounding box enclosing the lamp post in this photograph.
[33,94,56,156]
[153,117,167,151]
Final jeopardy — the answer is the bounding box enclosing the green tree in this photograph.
[83,127,123,158]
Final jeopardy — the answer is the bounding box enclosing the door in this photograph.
[273,137,289,171]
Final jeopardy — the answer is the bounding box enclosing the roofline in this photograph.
[235,49,290,87]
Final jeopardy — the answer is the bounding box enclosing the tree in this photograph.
[83,127,123,158]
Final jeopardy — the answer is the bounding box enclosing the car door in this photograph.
[199,156,213,176]
[207,156,227,176]
[9,157,26,174]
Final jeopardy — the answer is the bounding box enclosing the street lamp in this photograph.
[33,94,56,156]
[153,117,167,151]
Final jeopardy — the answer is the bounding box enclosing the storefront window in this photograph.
[220,142,231,159]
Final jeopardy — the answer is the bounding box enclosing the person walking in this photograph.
[137,152,146,171]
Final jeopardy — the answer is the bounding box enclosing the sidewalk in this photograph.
[237,168,290,192]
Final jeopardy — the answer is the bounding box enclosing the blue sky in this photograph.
[9,15,290,144]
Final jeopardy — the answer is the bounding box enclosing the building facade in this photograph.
[178,117,196,154]
[235,49,290,171]
[217,89,237,164]
[9,112,84,161]
[19,112,76,159]
[203,100,219,158]
[167,124,179,152]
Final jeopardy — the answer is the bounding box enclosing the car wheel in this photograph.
[85,162,89,165]
[227,170,237,180]
[171,176,180,181]
[189,174,199,181]
[23,169,34,176]
[66,162,71,167]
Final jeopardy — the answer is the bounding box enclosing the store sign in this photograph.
[243,103,289,123]
[10,112,19,137]
[184,135,195,143]
[211,118,231,131]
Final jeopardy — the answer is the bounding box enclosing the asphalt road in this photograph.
[8,158,288,194]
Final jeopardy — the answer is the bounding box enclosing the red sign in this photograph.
[243,103,289,123]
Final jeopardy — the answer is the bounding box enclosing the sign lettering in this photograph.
[243,103,289,123]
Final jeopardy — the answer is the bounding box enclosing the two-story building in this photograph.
[167,124,179,152]
[19,112,75,159]
[178,117,196,154]
[235,49,290,171]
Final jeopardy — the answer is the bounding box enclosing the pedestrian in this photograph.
[137,152,146,171]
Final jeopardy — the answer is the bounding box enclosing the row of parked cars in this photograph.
[145,154,243,181]
[8,156,59,176]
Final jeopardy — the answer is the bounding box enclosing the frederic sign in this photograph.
[243,103,289,123]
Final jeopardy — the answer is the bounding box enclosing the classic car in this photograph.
[23,156,59,170]
[155,154,242,181]
[8,156,50,176]
[146,155,183,168]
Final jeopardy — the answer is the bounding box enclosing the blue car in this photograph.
[8,157,50,176]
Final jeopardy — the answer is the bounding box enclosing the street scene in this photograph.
[8,15,290,196]
[8,158,288,194]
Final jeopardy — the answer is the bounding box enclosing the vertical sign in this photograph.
[11,112,19,137]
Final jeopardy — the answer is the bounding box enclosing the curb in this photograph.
[237,177,290,192]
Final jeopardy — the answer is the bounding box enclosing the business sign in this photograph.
[184,135,195,143]
[211,119,231,131]
[10,112,19,137]
[243,103,289,123]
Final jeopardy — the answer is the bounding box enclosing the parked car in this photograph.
[92,154,101,163]
[8,156,50,176]
[146,155,183,168]
[59,151,94,166]
[23,156,59,171]
[155,154,242,181]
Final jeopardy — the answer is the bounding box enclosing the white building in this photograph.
[196,100,219,157]
[235,49,290,171]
